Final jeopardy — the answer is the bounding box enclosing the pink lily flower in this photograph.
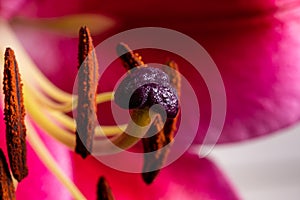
[0,0,300,199]
[11,0,300,142]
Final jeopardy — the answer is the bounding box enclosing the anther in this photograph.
[3,48,28,182]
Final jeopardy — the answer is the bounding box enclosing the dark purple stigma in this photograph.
[114,67,179,118]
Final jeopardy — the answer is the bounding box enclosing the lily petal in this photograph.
[0,0,27,19]
[73,153,239,200]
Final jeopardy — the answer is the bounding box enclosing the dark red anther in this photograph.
[3,48,28,182]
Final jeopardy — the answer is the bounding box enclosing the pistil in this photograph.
[141,60,181,184]
[115,44,181,184]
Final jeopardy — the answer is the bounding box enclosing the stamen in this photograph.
[3,48,28,182]
[97,176,115,200]
[75,26,98,158]
[116,43,145,70]
[0,149,16,200]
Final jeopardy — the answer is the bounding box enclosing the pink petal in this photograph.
[0,0,27,19]
[73,153,239,200]
[0,110,73,200]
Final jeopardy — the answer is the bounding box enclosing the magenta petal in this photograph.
[0,110,73,199]
[199,5,300,143]
[73,153,239,200]
[15,141,72,200]
[0,0,28,19]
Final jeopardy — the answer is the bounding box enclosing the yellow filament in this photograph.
[93,109,155,154]
[68,92,115,113]
[26,84,73,112]
[27,82,114,113]
[24,82,128,150]
[26,83,122,136]
[94,125,126,136]
[24,85,75,149]
[96,92,115,104]
[26,120,87,200]
[47,110,126,136]
[47,111,75,131]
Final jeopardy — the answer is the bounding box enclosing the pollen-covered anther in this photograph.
[0,149,16,200]
[3,48,28,182]
[75,26,99,158]
[97,176,115,200]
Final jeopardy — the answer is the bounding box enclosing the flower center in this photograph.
[0,20,181,199]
